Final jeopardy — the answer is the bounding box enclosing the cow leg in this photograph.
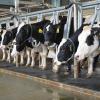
[2,49,6,61]
[41,54,46,70]
[13,56,16,63]
[30,49,35,67]
[52,64,59,73]
[39,45,48,70]
[87,56,94,78]
[7,49,11,63]
[20,52,24,65]
[16,52,19,67]
[26,49,31,66]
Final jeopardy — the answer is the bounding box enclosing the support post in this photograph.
[73,0,79,78]
[14,0,19,13]
[63,6,73,39]
[73,0,78,32]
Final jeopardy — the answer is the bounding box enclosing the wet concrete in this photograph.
[0,60,100,92]
[0,73,99,100]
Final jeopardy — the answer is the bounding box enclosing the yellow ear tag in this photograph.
[38,28,43,33]
[56,27,59,33]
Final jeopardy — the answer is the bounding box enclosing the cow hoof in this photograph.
[26,64,30,66]
[16,65,19,67]
[39,65,42,68]
[86,74,92,78]
[52,65,59,73]
[41,67,46,70]
[13,61,16,64]
[30,64,35,67]
[1,59,6,61]
[16,63,19,67]
[52,69,58,73]
[20,63,24,66]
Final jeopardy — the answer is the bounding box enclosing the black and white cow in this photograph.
[42,16,75,72]
[11,19,50,68]
[53,25,84,73]
[0,16,18,61]
[0,21,25,63]
[75,25,100,77]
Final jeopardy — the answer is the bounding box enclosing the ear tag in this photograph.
[56,27,59,33]
[38,28,43,33]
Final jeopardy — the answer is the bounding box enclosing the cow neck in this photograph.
[11,27,18,39]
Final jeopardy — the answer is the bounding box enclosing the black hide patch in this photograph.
[57,40,74,62]
[86,34,94,46]
[2,27,17,45]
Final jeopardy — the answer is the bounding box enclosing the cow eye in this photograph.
[60,48,65,51]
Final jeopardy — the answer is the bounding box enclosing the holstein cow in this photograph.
[75,25,100,77]
[0,16,18,61]
[0,21,25,63]
[53,24,85,73]
[11,19,50,68]
[0,27,17,62]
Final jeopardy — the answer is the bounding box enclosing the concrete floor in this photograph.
[0,59,100,92]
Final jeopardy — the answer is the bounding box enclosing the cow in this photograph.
[43,16,77,72]
[11,19,50,68]
[53,24,85,73]
[75,25,100,77]
[0,21,25,64]
[0,16,18,60]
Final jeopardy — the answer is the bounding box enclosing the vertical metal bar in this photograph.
[73,0,78,32]
[6,22,10,29]
[78,5,83,28]
[73,0,79,79]
[55,12,59,24]
[91,5,97,27]
[14,0,19,13]
[63,6,73,39]
[37,14,43,22]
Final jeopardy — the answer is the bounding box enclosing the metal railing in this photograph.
[0,1,100,29]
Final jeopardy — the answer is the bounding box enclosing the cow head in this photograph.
[43,22,56,46]
[43,16,67,46]
[75,26,99,61]
[57,38,74,62]
[2,31,12,45]
[0,27,17,50]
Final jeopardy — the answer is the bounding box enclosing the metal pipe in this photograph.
[14,0,19,13]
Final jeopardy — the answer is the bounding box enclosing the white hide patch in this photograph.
[17,21,25,35]
[0,30,7,49]
[54,38,67,65]
[46,25,50,32]
[11,39,16,57]
[75,25,99,61]
[11,22,25,57]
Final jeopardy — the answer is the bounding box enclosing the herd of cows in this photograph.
[0,15,99,78]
